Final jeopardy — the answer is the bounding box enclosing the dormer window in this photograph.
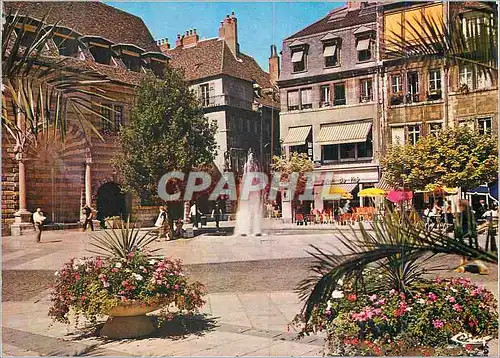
[289,40,307,73]
[142,52,170,78]
[51,27,81,57]
[12,17,40,47]
[112,44,145,72]
[80,36,113,65]
[323,42,339,68]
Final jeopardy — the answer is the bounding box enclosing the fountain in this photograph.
[234,150,263,236]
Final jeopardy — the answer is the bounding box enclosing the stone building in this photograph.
[2,2,169,235]
[278,1,381,214]
[158,13,280,175]
[381,1,498,149]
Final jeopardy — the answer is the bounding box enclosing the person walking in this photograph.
[475,199,488,223]
[483,204,498,252]
[155,206,168,240]
[82,204,94,231]
[212,202,222,229]
[33,208,46,243]
[456,199,478,250]
[190,202,201,228]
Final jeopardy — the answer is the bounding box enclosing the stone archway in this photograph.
[96,182,127,221]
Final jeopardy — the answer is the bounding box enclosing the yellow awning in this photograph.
[282,126,311,146]
[323,183,358,200]
[317,122,372,145]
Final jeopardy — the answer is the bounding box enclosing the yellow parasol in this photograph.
[358,188,387,197]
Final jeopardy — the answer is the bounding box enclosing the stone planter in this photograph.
[99,301,164,339]
[105,219,123,229]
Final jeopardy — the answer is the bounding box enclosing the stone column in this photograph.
[85,157,92,207]
[359,183,364,207]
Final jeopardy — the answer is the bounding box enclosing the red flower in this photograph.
[81,295,86,302]
[465,344,473,351]
[347,294,357,302]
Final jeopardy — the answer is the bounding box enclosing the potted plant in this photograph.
[48,219,206,339]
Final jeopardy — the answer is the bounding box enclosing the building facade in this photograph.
[278,1,381,213]
[2,1,169,235]
[159,13,280,176]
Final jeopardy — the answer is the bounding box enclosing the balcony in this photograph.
[199,94,252,110]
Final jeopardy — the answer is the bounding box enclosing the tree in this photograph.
[113,68,217,208]
[270,152,314,199]
[381,127,497,191]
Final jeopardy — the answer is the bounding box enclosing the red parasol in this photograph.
[387,190,413,203]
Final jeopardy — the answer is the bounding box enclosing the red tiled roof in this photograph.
[166,38,273,90]
[4,1,159,52]
[286,6,377,40]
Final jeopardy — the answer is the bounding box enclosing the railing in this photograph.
[199,94,253,110]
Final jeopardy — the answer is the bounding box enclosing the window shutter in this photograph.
[288,91,299,106]
[209,83,215,98]
[391,127,405,145]
[301,89,312,105]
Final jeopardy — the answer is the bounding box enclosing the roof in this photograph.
[286,6,377,40]
[3,1,159,52]
[166,38,273,89]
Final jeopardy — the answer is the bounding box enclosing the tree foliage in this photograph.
[271,152,314,198]
[381,127,498,190]
[113,68,217,202]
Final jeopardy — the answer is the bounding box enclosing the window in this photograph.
[477,71,493,89]
[356,38,372,62]
[340,143,357,160]
[287,90,299,110]
[459,66,473,89]
[323,43,338,67]
[14,27,36,47]
[392,75,403,93]
[291,48,306,72]
[53,35,79,57]
[100,105,112,132]
[477,117,492,135]
[300,88,312,109]
[122,54,142,72]
[407,72,419,102]
[322,144,339,162]
[320,85,331,107]
[113,105,123,130]
[360,79,373,102]
[150,60,166,78]
[89,45,111,65]
[358,131,373,158]
[200,84,210,107]
[429,69,441,91]
[334,83,346,106]
[322,130,373,163]
[429,123,442,136]
[407,125,420,145]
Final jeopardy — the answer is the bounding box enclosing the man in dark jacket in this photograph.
[82,205,94,231]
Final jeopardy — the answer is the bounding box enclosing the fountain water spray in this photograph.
[234,150,263,236]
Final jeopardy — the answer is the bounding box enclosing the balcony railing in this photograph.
[199,94,253,110]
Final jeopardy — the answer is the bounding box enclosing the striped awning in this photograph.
[376,176,393,191]
[322,183,358,200]
[317,122,372,145]
[282,126,311,146]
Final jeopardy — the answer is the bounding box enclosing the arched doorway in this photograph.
[96,182,127,221]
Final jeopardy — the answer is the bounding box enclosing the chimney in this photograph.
[218,11,239,56]
[158,38,171,53]
[182,28,199,47]
[175,33,183,47]
[347,1,365,11]
[268,44,280,86]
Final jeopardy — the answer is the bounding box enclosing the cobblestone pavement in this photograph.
[2,226,498,356]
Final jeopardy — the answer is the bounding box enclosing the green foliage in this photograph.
[271,152,314,175]
[295,273,498,356]
[113,68,217,201]
[88,218,159,259]
[381,127,498,190]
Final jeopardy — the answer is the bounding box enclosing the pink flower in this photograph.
[369,294,377,302]
[432,319,444,329]
[427,292,438,302]
[375,299,386,306]
[452,303,463,312]
[468,320,477,328]
[174,284,180,290]
[347,294,357,302]
[81,295,86,301]
[435,277,442,284]
[389,289,396,295]
[325,309,332,316]
[465,344,473,351]
[122,280,129,287]
[112,268,119,273]
[95,257,103,268]
[445,295,456,303]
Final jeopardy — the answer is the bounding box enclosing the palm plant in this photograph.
[2,12,113,152]
[298,207,498,324]
[88,218,159,259]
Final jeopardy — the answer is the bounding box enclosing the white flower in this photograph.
[451,287,457,293]
[115,262,122,269]
[337,278,344,286]
[417,298,426,305]
[139,266,145,270]
[331,290,344,299]
[326,300,333,310]
[103,281,110,288]
[132,273,143,281]
[149,259,157,265]
[54,271,59,276]
[125,268,131,273]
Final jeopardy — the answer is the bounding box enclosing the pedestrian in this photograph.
[154,206,169,240]
[33,207,46,243]
[82,204,94,231]
[212,202,222,229]
[190,202,201,228]
[174,218,185,238]
[475,199,488,223]
[456,200,478,249]
[483,204,498,252]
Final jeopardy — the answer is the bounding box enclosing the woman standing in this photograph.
[155,206,170,241]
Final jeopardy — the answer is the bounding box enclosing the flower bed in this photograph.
[49,250,205,326]
[294,275,498,356]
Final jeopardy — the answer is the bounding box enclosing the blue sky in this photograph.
[107,2,344,70]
